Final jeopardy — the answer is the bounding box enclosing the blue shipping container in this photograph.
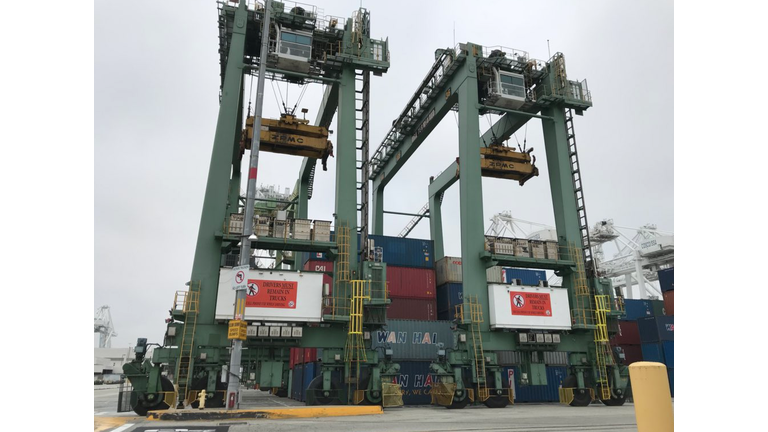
[291,363,304,401]
[638,316,674,343]
[641,343,665,364]
[668,367,674,397]
[658,268,674,293]
[503,268,547,286]
[393,361,434,405]
[503,366,568,402]
[369,235,434,268]
[624,299,654,321]
[662,341,674,368]
[371,319,455,360]
[301,362,318,402]
[436,283,463,315]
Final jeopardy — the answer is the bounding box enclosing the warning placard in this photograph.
[510,291,552,317]
[245,279,298,309]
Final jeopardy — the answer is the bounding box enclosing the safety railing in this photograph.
[381,382,404,407]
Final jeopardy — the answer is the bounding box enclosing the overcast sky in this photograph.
[95,0,673,348]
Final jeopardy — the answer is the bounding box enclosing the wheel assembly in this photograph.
[600,375,629,406]
[131,376,175,416]
[445,389,470,409]
[189,374,227,409]
[306,376,342,405]
[562,375,592,407]
[483,391,510,409]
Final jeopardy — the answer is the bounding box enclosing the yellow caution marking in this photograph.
[146,405,382,421]
[93,416,131,432]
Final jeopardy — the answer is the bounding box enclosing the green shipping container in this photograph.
[650,299,666,316]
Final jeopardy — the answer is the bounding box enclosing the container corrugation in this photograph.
[435,256,463,285]
[545,241,559,260]
[393,361,434,405]
[619,344,643,364]
[641,343,665,363]
[663,290,674,316]
[289,368,295,399]
[371,319,455,360]
[504,366,568,402]
[369,235,434,268]
[530,241,546,259]
[302,362,318,402]
[486,266,505,283]
[650,299,666,317]
[496,350,524,365]
[623,299,653,320]
[229,213,244,235]
[255,216,271,237]
[612,320,641,345]
[387,298,436,321]
[662,341,673,368]
[638,316,674,343]
[513,239,530,257]
[658,267,674,293]
[303,348,318,364]
[543,351,569,365]
[667,367,674,397]
[303,259,333,273]
[272,219,289,238]
[292,219,312,240]
[436,283,463,316]
[387,266,436,299]
[503,268,547,286]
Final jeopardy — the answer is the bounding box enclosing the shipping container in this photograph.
[293,219,312,240]
[619,344,643,364]
[623,299,654,321]
[387,298,436,321]
[641,343,665,363]
[658,267,674,293]
[650,299,666,317]
[612,320,641,345]
[303,348,318,364]
[435,256,463,285]
[289,368,295,399]
[486,266,505,283]
[513,239,530,257]
[312,220,331,242]
[436,283,463,317]
[369,235,434,268]
[503,366,568,402]
[503,268,547,286]
[545,241,559,260]
[305,252,331,261]
[663,290,674,316]
[386,266,436,299]
[668,367,674,397]
[638,316,674,343]
[303,259,333,273]
[530,241,546,259]
[392,361,434,405]
[370,319,454,360]
[662,341,674,368]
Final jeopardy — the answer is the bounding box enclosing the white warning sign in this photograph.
[232,265,249,290]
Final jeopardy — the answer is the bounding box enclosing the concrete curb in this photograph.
[147,406,383,421]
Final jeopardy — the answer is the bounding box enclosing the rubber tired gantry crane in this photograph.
[122,0,628,415]
[123,0,398,415]
[369,45,628,407]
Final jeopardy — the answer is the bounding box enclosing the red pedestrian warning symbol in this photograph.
[235,271,245,284]
[513,294,525,308]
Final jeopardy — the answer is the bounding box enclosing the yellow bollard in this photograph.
[198,389,207,410]
[629,362,673,432]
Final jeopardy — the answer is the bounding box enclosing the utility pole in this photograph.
[226,0,272,411]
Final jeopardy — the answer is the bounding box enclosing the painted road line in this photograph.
[110,424,135,432]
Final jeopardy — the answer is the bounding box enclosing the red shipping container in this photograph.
[303,348,317,364]
[304,259,333,273]
[289,347,298,370]
[387,298,436,320]
[612,320,641,345]
[387,266,436,299]
[619,344,643,365]
[663,290,674,316]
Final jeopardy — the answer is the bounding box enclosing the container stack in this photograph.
[496,350,570,402]
[657,267,674,396]
[288,347,322,402]
[435,256,547,320]
[370,235,437,321]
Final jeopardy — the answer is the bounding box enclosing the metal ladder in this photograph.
[565,108,595,275]
[355,69,371,260]
[398,201,429,238]
[174,282,200,406]
[345,280,370,395]
[307,162,316,199]
[593,295,612,400]
[465,295,489,402]
[568,244,594,328]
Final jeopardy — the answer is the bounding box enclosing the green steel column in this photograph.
[540,105,582,289]
[456,48,489,331]
[372,182,383,235]
[335,65,359,274]
[227,79,245,218]
[189,1,248,324]
[294,178,309,270]
[429,192,444,260]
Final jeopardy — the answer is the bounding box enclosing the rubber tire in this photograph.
[446,394,470,409]
[483,394,510,408]
[306,376,342,405]
[275,388,288,398]
[131,376,174,416]
[357,375,382,405]
[562,375,592,407]
[600,376,628,406]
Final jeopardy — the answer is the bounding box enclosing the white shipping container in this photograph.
[272,219,289,238]
[215,269,323,322]
[312,220,331,242]
[484,235,496,252]
[436,256,463,285]
[488,284,572,330]
[293,219,312,240]
[255,216,271,237]
[513,239,530,257]
[486,266,505,283]
[229,213,244,235]
[494,242,515,255]
[530,241,546,259]
[545,241,559,260]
